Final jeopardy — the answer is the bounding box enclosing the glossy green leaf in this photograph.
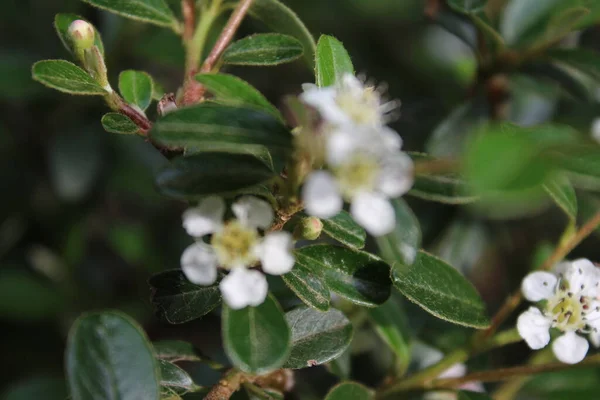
[540,7,590,47]
[150,104,293,155]
[448,0,488,14]
[155,153,275,199]
[195,73,280,117]
[158,360,201,394]
[367,294,411,376]
[500,0,562,46]
[244,384,284,400]
[222,295,291,374]
[222,34,303,66]
[81,0,179,30]
[458,391,494,400]
[325,382,374,400]
[153,340,207,362]
[281,262,331,311]
[433,219,490,274]
[288,245,391,307]
[160,387,182,400]
[548,48,600,84]
[321,211,366,250]
[249,0,316,67]
[376,198,421,266]
[315,35,354,87]
[32,60,106,95]
[101,113,139,135]
[54,14,105,56]
[66,311,160,400]
[149,270,221,324]
[119,70,154,111]
[409,153,477,204]
[544,175,577,220]
[283,307,353,369]
[392,251,490,328]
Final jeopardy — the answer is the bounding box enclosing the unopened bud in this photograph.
[293,216,323,241]
[68,20,95,51]
[158,93,178,116]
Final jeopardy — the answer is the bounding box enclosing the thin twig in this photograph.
[107,93,152,134]
[182,0,196,41]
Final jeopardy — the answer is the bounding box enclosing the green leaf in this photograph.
[315,35,354,87]
[245,383,284,400]
[448,0,488,14]
[544,175,577,220]
[150,104,293,155]
[321,211,366,250]
[149,270,221,324]
[119,70,154,111]
[376,198,421,266]
[155,153,276,199]
[367,295,412,376]
[283,307,353,369]
[281,262,331,311]
[249,0,316,68]
[548,48,600,84]
[222,294,291,374]
[101,113,139,135]
[392,251,490,328]
[153,340,207,362]
[288,245,391,307]
[158,360,201,394]
[2,377,67,400]
[81,0,179,30]
[66,311,160,400]
[32,60,106,95]
[54,14,105,56]
[195,73,280,117]
[325,382,374,400]
[457,391,494,400]
[500,0,562,46]
[409,153,477,204]
[222,34,303,66]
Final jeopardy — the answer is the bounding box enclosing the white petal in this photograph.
[379,126,403,150]
[412,342,443,369]
[180,243,218,285]
[300,87,348,125]
[565,259,600,297]
[521,271,558,302]
[350,192,395,236]
[182,196,225,237]
[517,307,552,350]
[378,152,414,198]
[340,73,364,94]
[232,196,274,229]
[553,261,571,276]
[302,171,343,218]
[325,129,360,166]
[220,268,268,310]
[552,331,589,364]
[592,118,600,144]
[589,327,600,348]
[438,363,466,379]
[257,232,295,275]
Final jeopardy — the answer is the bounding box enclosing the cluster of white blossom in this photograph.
[299,74,414,236]
[180,196,294,309]
[517,258,600,364]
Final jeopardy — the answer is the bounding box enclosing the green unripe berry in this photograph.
[293,216,323,241]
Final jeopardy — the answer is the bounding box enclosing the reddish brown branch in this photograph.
[113,95,152,135]
[182,0,196,41]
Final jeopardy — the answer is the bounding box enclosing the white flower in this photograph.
[302,129,413,236]
[180,196,295,310]
[517,258,600,364]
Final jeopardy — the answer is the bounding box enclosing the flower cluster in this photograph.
[299,74,414,236]
[180,196,294,309]
[517,258,600,364]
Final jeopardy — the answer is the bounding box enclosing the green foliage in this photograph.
[222,295,291,374]
[119,70,154,111]
[222,34,304,66]
[500,0,563,46]
[81,0,180,30]
[66,311,161,400]
[324,382,374,400]
[149,270,222,324]
[283,307,353,369]
[315,35,354,87]
[457,391,493,400]
[158,360,202,395]
[32,60,106,95]
[101,113,139,134]
[543,176,578,220]
[153,340,208,363]
[376,198,421,266]
[448,0,488,14]
[392,251,490,328]
[0,270,64,321]
[321,211,366,250]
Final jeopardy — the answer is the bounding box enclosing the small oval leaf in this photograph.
[222,34,303,66]
[119,70,154,111]
[315,35,354,87]
[158,360,201,394]
[149,270,221,324]
[101,113,139,134]
[32,60,106,95]
[321,211,366,250]
[543,175,577,220]
[222,295,291,374]
[283,307,353,369]
[81,0,179,30]
[392,251,490,328]
[153,340,207,363]
[66,311,160,400]
[325,382,374,400]
[282,263,331,311]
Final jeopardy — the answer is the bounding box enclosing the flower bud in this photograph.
[68,20,95,51]
[293,216,323,241]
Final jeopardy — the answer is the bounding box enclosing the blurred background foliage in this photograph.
[3,0,600,398]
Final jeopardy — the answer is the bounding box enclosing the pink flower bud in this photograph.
[68,20,95,50]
